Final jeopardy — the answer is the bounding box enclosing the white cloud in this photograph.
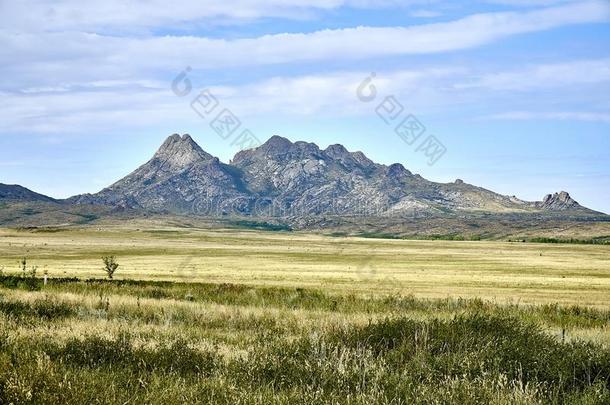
[2,0,609,92]
[4,1,590,34]
[2,0,609,138]
[0,67,462,135]
[0,0,436,33]
[213,67,463,115]
[2,0,587,34]
[409,9,443,18]
[485,111,610,123]
[484,0,574,6]
[3,55,610,137]
[455,58,610,90]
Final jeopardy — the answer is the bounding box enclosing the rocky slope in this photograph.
[65,134,599,218]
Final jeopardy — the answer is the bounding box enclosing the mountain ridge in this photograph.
[62,133,601,218]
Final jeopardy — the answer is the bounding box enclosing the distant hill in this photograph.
[0,184,55,203]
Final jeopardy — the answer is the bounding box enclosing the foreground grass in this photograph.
[1,275,610,404]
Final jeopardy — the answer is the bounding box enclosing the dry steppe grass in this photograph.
[1,225,609,306]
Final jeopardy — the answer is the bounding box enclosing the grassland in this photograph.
[1,225,610,403]
[1,226,609,306]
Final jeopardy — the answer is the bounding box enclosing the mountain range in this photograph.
[1,134,604,220]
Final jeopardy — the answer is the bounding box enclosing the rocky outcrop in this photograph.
[537,191,581,211]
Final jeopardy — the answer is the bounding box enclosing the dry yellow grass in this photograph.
[1,225,609,307]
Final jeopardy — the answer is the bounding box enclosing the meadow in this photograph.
[1,225,609,306]
[1,225,610,403]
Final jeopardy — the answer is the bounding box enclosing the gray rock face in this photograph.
[68,134,596,217]
[537,191,580,210]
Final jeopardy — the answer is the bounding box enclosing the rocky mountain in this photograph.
[0,183,55,203]
[68,134,249,213]
[66,134,600,218]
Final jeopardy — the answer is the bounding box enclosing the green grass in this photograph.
[526,237,610,245]
[19,208,42,216]
[71,212,100,224]
[2,274,610,329]
[1,275,610,403]
[230,219,292,231]
[356,232,482,241]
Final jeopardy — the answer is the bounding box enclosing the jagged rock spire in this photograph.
[537,191,581,210]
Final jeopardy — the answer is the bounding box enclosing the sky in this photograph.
[0,0,609,213]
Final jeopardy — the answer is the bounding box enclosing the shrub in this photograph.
[101,256,119,280]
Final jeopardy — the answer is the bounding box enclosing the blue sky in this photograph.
[1,0,609,213]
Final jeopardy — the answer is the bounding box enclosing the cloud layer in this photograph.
[0,0,609,135]
[2,1,609,90]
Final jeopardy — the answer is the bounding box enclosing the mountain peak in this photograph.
[388,163,412,177]
[259,135,293,153]
[153,133,213,169]
[324,144,349,159]
[157,133,199,152]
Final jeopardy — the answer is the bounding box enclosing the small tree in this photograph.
[102,256,119,280]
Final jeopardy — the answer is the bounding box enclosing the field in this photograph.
[2,225,610,306]
[1,225,610,403]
